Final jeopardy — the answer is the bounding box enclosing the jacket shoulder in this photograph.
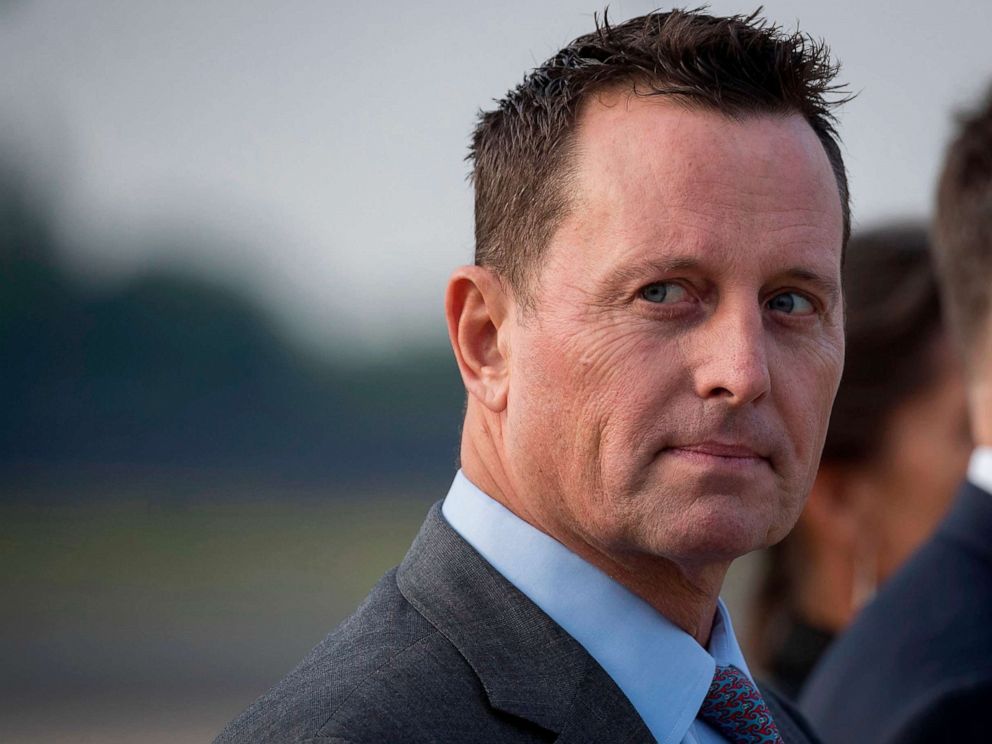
[882,677,992,744]
[214,568,550,744]
[214,569,462,743]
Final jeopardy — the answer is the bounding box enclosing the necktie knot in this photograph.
[698,665,783,744]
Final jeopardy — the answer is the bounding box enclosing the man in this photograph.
[217,10,848,743]
[800,92,992,743]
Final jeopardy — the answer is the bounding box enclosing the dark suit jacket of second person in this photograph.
[800,481,992,744]
[215,502,819,743]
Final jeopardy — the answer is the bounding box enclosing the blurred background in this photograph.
[2,1,991,741]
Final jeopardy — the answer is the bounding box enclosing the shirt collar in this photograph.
[967,446,992,495]
[442,470,751,744]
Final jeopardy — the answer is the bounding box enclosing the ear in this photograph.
[445,265,513,412]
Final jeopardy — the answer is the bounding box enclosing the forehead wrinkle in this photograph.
[656,173,835,226]
[591,170,834,244]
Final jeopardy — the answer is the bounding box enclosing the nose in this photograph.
[692,303,771,406]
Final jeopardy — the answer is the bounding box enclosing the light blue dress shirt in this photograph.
[967,446,992,495]
[442,470,752,744]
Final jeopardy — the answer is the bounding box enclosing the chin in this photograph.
[650,504,778,565]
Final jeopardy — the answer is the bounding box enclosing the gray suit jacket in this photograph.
[216,502,819,743]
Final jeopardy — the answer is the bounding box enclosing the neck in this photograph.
[579,545,728,645]
[795,528,857,632]
[460,404,727,646]
[967,348,992,446]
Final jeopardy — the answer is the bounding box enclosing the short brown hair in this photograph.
[822,224,946,463]
[469,8,851,301]
[934,88,992,359]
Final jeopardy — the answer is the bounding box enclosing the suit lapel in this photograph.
[397,503,654,742]
[552,661,656,743]
[762,684,822,744]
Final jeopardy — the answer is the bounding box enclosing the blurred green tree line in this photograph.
[0,157,464,493]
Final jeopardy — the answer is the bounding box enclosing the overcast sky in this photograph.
[3,1,991,353]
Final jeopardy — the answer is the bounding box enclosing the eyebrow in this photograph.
[596,257,841,306]
[777,267,842,307]
[599,257,704,295]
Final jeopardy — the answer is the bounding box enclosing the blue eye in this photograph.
[640,282,688,304]
[768,292,814,315]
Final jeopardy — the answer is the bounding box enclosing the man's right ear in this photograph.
[445,266,512,412]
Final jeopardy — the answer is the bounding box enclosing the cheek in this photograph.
[779,333,844,437]
[509,320,676,474]
[505,327,605,458]
[563,324,687,441]
[768,334,844,500]
[536,317,651,400]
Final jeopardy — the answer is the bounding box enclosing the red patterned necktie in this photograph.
[698,665,783,744]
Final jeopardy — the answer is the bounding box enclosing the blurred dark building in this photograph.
[0,157,464,494]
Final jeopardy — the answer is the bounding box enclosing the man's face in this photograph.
[502,95,845,567]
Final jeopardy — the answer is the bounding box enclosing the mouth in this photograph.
[663,441,771,470]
